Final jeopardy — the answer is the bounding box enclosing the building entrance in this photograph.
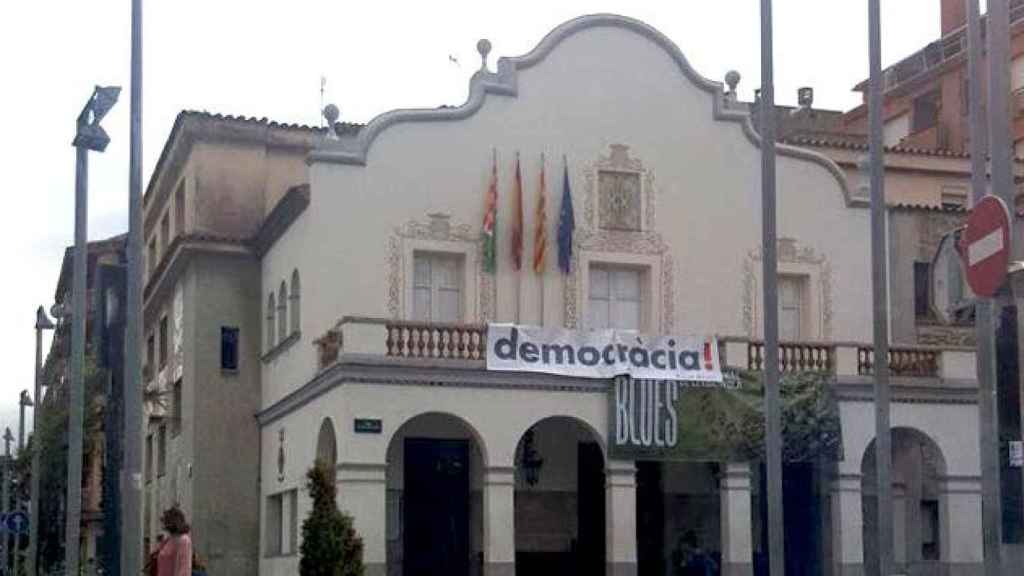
[403,438,470,576]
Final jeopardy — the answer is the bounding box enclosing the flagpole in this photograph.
[539,153,546,326]
[759,1,786,574]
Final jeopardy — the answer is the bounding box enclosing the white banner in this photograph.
[485,324,722,382]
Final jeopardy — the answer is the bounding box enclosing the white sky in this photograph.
[0,0,944,437]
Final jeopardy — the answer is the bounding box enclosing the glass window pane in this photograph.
[589,268,609,299]
[434,257,459,288]
[437,288,460,322]
[589,299,609,330]
[413,287,432,321]
[613,300,641,331]
[614,269,641,301]
[413,256,431,286]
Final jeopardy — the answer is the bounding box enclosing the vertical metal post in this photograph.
[760,1,786,574]
[967,3,1004,574]
[18,393,27,452]
[122,0,145,573]
[3,429,11,574]
[66,141,88,576]
[867,1,894,575]
[30,306,52,576]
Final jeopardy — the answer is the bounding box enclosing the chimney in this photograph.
[941,0,966,35]
[797,87,814,110]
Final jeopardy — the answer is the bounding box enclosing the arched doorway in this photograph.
[861,427,947,576]
[386,413,485,576]
[513,416,605,576]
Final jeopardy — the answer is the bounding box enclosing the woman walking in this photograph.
[156,506,193,576]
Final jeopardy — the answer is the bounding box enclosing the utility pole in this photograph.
[69,84,119,576]
[966,2,1004,574]
[122,0,146,573]
[14,390,30,576]
[759,1,786,574]
[867,1,894,575]
[30,306,55,576]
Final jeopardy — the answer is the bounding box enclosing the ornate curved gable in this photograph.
[309,14,854,206]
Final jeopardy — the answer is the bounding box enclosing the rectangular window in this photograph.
[412,253,462,323]
[174,181,186,236]
[287,490,299,554]
[221,327,239,371]
[145,334,155,380]
[265,493,283,556]
[914,262,931,319]
[911,91,940,133]
[588,266,642,331]
[157,425,167,477]
[159,316,168,369]
[147,239,157,277]
[778,275,805,341]
[172,379,182,437]
[160,213,170,253]
[145,433,153,482]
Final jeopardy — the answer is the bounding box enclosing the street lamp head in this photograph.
[91,86,121,123]
[19,390,33,408]
[35,305,55,331]
[73,85,120,152]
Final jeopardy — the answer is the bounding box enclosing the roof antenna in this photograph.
[320,76,327,128]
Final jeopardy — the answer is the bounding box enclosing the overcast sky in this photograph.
[0,0,945,437]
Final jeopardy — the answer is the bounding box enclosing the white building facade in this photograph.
[256,15,984,576]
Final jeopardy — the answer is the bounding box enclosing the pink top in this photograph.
[157,534,192,576]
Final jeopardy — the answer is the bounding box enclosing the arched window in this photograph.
[266,293,276,350]
[316,418,337,471]
[277,282,288,342]
[290,270,301,335]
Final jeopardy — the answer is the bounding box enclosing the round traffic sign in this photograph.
[5,511,27,535]
[961,195,1011,298]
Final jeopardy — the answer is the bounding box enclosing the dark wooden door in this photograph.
[404,438,470,576]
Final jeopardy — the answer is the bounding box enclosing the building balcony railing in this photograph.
[316,317,976,382]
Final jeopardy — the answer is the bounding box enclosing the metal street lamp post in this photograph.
[29,306,55,576]
[68,84,120,576]
[3,426,12,573]
[15,389,32,576]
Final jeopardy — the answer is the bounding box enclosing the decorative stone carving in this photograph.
[742,238,834,339]
[916,324,975,347]
[386,214,493,321]
[565,146,674,332]
[599,171,642,231]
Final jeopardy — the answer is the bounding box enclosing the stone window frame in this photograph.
[579,252,662,333]
[403,241,476,323]
[742,239,833,340]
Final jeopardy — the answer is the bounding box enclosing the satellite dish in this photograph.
[931,227,974,324]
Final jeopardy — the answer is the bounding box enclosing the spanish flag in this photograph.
[533,156,548,274]
[482,152,498,274]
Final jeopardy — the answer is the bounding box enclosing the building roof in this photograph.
[781,135,970,159]
[54,233,128,301]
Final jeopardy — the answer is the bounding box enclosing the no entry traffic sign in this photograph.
[961,195,1012,298]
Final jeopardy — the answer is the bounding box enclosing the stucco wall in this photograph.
[260,20,870,409]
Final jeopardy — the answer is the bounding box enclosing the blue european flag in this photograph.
[557,162,575,274]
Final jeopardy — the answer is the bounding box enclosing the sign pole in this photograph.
[867,1,894,574]
[966,2,1004,573]
[759,1,786,574]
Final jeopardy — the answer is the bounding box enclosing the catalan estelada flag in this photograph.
[557,159,575,274]
[533,156,548,274]
[482,152,498,274]
[510,153,524,271]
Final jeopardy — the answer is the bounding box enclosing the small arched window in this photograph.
[266,293,276,350]
[290,270,301,335]
[277,282,288,342]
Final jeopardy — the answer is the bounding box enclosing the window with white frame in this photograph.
[778,275,806,341]
[412,252,462,323]
[588,266,643,331]
[265,489,298,557]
